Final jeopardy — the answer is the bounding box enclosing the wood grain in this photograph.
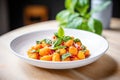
[0,18,120,80]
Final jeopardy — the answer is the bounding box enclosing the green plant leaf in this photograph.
[88,18,102,35]
[65,0,77,13]
[90,1,111,14]
[88,18,95,32]
[79,20,89,31]
[94,19,103,35]
[66,17,83,29]
[58,26,64,38]
[62,52,71,60]
[56,10,71,23]
[68,13,79,22]
[76,0,89,16]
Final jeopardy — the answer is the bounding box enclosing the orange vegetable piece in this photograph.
[40,55,52,61]
[63,57,70,61]
[77,51,85,60]
[39,47,51,56]
[60,48,66,55]
[84,50,90,57]
[52,53,60,61]
[71,56,79,61]
[65,40,73,47]
[41,42,49,47]
[33,44,43,50]
[28,53,39,59]
[76,42,82,46]
[69,46,78,55]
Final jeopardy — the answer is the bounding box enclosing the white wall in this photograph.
[0,0,9,35]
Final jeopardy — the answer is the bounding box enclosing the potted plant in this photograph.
[56,0,111,35]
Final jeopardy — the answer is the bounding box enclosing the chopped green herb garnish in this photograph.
[53,38,62,47]
[53,46,66,50]
[36,41,41,44]
[74,38,81,42]
[81,45,86,50]
[43,39,52,45]
[54,32,59,38]
[63,36,72,42]
[62,52,71,60]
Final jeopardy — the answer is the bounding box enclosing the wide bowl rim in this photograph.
[10,28,109,64]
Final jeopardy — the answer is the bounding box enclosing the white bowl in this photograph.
[10,29,109,69]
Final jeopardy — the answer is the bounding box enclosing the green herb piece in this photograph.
[74,38,81,42]
[63,36,72,42]
[53,38,62,47]
[53,46,66,50]
[81,45,86,50]
[36,41,41,44]
[58,26,65,38]
[43,39,52,45]
[31,49,40,53]
[62,52,71,60]
[54,32,59,38]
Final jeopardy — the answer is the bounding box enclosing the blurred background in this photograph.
[0,0,120,35]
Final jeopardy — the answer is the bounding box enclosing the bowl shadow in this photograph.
[74,54,118,79]
[19,54,118,80]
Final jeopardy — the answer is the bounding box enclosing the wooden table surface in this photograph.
[0,18,120,80]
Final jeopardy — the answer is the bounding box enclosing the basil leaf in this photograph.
[80,21,89,31]
[43,39,52,45]
[88,18,102,35]
[63,36,72,42]
[68,13,79,22]
[88,18,95,32]
[66,17,83,29]
[62,52,71,60]
[31,49,40,53]
[58,26,64,38]
[65,0,77,13]
[74,38,81,42]
[53,38,62,47]
[76,0,89,16]
[81,45,86,50]
[59,22,67,28]
[56,10,71,23]
[36,41,41,44]
[94,19,103,35]
[53,46,66,50]
[54,32,59,38]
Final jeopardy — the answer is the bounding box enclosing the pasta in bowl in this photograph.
[10,27,108,69]
[27,27,90,61]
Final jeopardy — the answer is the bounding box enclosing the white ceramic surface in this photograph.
[10,29,109,69]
